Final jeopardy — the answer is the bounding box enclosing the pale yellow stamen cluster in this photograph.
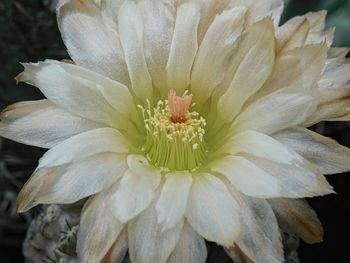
[138,98,207,171]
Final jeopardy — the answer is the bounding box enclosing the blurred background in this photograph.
[0,0,349,262]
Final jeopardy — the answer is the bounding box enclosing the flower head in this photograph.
[1,0,350,262]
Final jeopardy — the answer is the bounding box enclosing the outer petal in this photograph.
[228,187,283,263]
[17,60,138,130]
[156,172,192,230]
[128,196,183,263]
[186,173,240,247]
[101,229,128,263]
[242,0,284,26]
[17,153,127,212]
[215,18,275,126]
[166,1,200,94]
[0,100,101,148]
[139,0,176,94]
[273,127,350,174]
[191,6,246,110]
[168,222,207,263]
[233,90,318,135]
[109,155,161,222]
[57,0,129,84]
[37,128,130,168]
[246,155,334,198]
[269,198,323,244]
[254,43,328,99]
[211,155,280,198]
[118,1,153,101]
[77,190,125,263]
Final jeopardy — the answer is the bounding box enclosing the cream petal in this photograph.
[101,229,128,263]
[211,155,280,198]
[277,11,331,54]
[328,47,349,59]
[193,0,232,43]
[128,196,183,263]
[166,1,200,94]
[273,127,350,174]
[319,58,350,103]
[38,128,129,168]
[246,155,334,198]
[168,222,207,263]
[242,0,284,26]
[77,190,125,263]
[139,0,175,94]
[276,16,310,53]
[216,18,275,126]
[118,1,153,101]
[109,167,160,223]
[233,90,317,135]
[228,188,283,263]
[0,100,101,148]
[190,6,246,110]
[17,153,127,212]
[156,172,192,230]
[186,173,240,247]
[17,60,137,130]
[101,0,125,27]
[220,130,305,165]
[57,0,129,84]
[269,198,323,244]
[255,43,328,99]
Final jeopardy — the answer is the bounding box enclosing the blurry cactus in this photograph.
[23,204,81,263]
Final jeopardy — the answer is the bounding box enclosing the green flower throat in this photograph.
[139,90,208,171]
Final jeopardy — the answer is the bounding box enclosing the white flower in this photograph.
[1,0,350,262]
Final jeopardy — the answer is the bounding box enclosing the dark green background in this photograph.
[0,0,349,262]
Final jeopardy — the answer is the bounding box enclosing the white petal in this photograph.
[101,229,128,263]
[328,47,349,59]
[191,6,246,110]
[273,127,350,174]
[233,90,317,135]
[318,58,350,103]
[17,60,137,130]
[128,196,183,263]
[246,155,334,198]
[168,222,207,263]
[216,18,275,126]
[17,153,127,212]
[57,0,129,84]
[156,172,192,230]
[269,198,323,244]
[194,0,233,43]
[139,0,176,94]
[109,165,160,222]
[242,0,284,26]
[211,155,280,198]
[228,188,283,263]
[0,100,101,148]
[166,1,200,94]
[118,1,153,101]
[220,130,304,165]
[186,173,240,247]
[256,43,328,99]
[77,191,125,263]
[38,128,129,168]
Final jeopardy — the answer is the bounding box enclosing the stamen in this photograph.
[139,93,207,171]
[168,89,193,123]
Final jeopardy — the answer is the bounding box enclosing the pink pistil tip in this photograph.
[168,89,193,123]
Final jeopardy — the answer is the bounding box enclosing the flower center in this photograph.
[139,90,207,171]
